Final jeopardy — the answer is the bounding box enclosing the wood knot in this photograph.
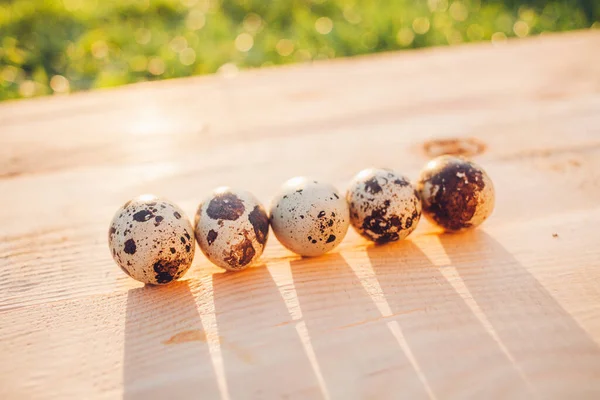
[423,137,486,158]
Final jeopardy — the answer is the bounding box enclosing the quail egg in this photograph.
[194,187,270,271]
[108,195,195,284]
[269,177,349,257]
[347,168,421,243]
[416,155,495,231]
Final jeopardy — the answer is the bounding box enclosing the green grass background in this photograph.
[0,0,598,101]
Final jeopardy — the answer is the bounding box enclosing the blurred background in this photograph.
[0,0,598,102]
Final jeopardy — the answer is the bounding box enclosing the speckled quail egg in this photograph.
[108,195,195,284]
[347,168,422,243]
[269,177,349,257]
[194,187,269,271]
[416,155,495,231]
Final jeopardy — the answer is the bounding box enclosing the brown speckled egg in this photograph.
[347,168,421,243]
[194,187,269,271]
[269,177,349,257]
[108,195,195,284]
[416,155,495,231]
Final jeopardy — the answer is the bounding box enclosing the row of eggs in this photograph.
[108,155,495,284]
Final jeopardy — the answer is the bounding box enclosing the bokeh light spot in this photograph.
[186,10,206,31]
[428,0,449,12]
[413,17,431,35]
[396,28,415,46]
[19,80,36,97]
[170,36,188,53]
[91,40,108,59]
[343,6,362,24]
[276,39,295,56]
[218,63,239,78]
[50,75,70,94]
[449,1,468,22]
[1,66,20,83]
[518,7,536,22]
[148,57,166,75]
[243,13,263,33]
[513,20,530,37]
[491,31,508,45]
[315,17,333,35]
[235,33,254,52]
[445,29,463,44]
[179,48,196,65]
[135,28,152,45]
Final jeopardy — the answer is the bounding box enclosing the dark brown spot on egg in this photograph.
[206,193,245,221]
[418,158,486,231]
[223,233,256,269]
[360,200,408,244]
[364,177,383,194]
[124,239,137,254]
[153,259,182,284]
[248,205,269,245]
[375,232,399,244]
[394,178,409,186]
[180,237,186,244]
[326,235,336,243]
[154,216,164,226]
[108,226,116,241]
[207,230,218,245]
[174,211,181,219]
[318,211,326,218]
[133,209,153,222]
[170,247,176,254]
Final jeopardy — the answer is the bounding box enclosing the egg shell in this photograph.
[347,168,422,243]
[269,177,349,257]
[195,188,269,271]
[108,195,195,284]
[416,155,495,231]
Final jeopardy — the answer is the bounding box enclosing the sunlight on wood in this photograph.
[341,251,437,400]
[432,233,537,396]
[267,262,331,400]
[196,275,231,400]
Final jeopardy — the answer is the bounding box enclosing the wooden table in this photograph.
[2,30,600,399]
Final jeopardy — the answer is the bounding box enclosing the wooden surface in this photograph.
[2,30,600,399]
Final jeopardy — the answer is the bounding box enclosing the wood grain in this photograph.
[2,30,600,399]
